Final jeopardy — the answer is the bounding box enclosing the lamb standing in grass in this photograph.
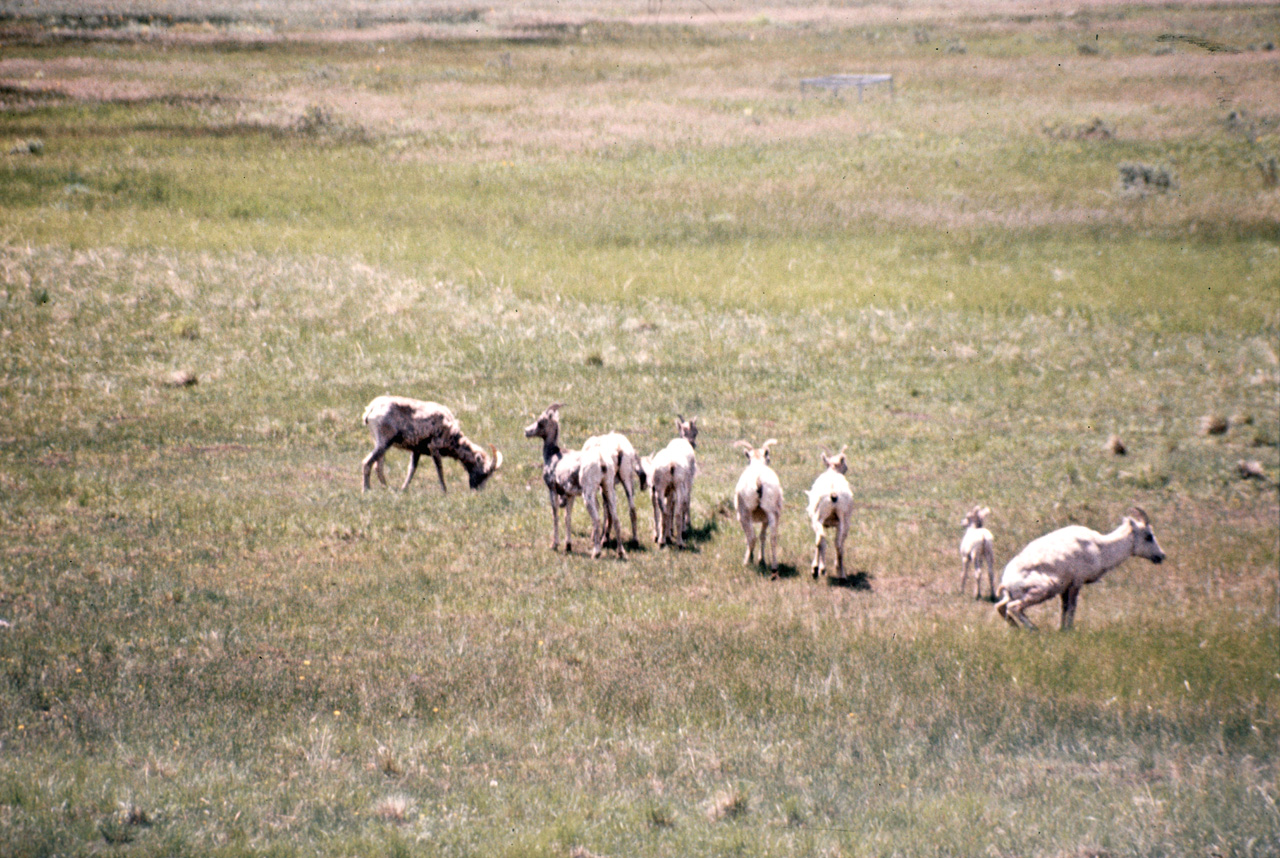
[361,395,502,493]
[524,403,621,559]
[995,507,1166,631]
[958,505,996,600]
[733,439,783,577]
[640,416,698,548]
[806,446,853,579]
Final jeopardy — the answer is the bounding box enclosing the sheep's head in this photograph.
[676,414,699,448]
[524,403,562,442]
[1124,506,1166,564]
[468,445,503,490]
[734,438,777,465]
[961,505,990,529]
[821,445,849,475]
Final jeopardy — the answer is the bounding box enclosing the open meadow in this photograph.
[0,1,1278,855]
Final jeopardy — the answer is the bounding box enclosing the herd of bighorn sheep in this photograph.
[361,396,1169,631]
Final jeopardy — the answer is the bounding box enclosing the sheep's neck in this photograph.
[1094,522,1136,574]
[450,436,490,476]
[541,437,563,468]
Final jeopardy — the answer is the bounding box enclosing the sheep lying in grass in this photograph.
[641,416,699,548]
[361,395,502,493]
[958,505,995,600]
[806,446,853,579]
[524,403,621,559]
[733,439,783,577]
[995,507,1166,631]
[583,431,646,548]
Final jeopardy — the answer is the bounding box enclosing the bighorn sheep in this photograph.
[733,439,783,577]
[806,446,853,579]
[995,507,1166,631]
[361,396,502,493]
[640,416,699,548]
[958,505,995,600]
[524,403,622,559]
[583,431,646,548]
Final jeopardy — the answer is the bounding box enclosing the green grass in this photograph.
[1,4,1278,856]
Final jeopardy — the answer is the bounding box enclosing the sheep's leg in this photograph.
[602,480,625,558]
[666,491,679,547]
[563,495,576,553]
[619,474,638,545]
[1059,583,1082,631]
[400,451,421,491]
[983,555,996,602]
[547,489,564,551]
[651,488,664,545]
[738,506,757,566]
[1005,581,1057,631]
[583,490,603,559]
[362,442,392,492]
[430,452,448,494]
[1004,599,1038,630]
[811,526,826,579]
[959,556,971,595]
[835,525,847,578]
[673,484,689,548]
[994,592,1015,626]
[764,516,779,577]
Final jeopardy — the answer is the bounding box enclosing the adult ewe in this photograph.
[733,439,783,578]
[806,447,853,579]
[995,507,1166,631]
[361,396,501,493]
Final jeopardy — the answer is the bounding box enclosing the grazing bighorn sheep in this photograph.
[583,431,646,548]
[524,403,622,559]
[361,395,502,493]
[733,439,783,577]
[640,416,699,548]
[995,507,1166,631]
[958,505,996,600]
[806,446,853,579]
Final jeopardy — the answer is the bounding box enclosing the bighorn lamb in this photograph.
[995,507,1166,631]
[524,403,622,559]
[361,395,502,493]
[958,505,995,600]
[583,430,646,548]
[640,416,699,548]
[806,446,853,579]
[733,439,783,577]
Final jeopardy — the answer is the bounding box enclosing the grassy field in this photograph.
[1,2,1278,856]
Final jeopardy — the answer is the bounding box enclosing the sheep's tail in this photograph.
[830,492,838,504]
[361,401,377,425]
[756,477,764,501]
